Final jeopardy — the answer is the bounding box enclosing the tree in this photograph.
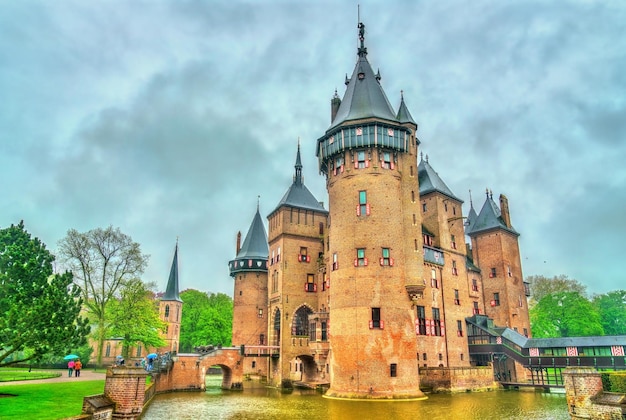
[0,221,89,367]
[530,291,603,338]
[593,290,626,336]
[179,290,233,352]
[527,274,587,307]
[108,279,166,359]
[58,226,149,366]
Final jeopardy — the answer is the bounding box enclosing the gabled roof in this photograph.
[236,207,269,260]
[271,145,327,215]
[162,243,182,302]
[328,23,398,130]
[466,191,519,236]
[418,155,461,202]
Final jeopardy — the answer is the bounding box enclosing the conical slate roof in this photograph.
[162,243,182,302]
[396,92,416,125]
[236,207,269,260]
[329,23,398,130]
[418,155,461,202]
[466,191,519,236]
[466,204,479,234]
[272,145,327,215]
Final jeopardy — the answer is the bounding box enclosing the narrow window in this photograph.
[105,343,111,358]
[370,307,381,329]
[381,151,392,169]
[252,361,256,368]
[523,328,528,337]
[259,334,265,345]
[411,191,415,202]
[310,323,317,341]
[430,268,439,288]
[305,274,316,292]
[319,222,324,235]
[258,308,264,318]
[472,278,478,292]
[164,304,170,318]
[490,267,497,278]
[332,252,338,270]
[356,248,367,266]
[423,353,427,361]
[299,247,309,262]
[390,363,397,377]
[452,260,458,275]
[136,345,142,357]
[416,305,427,335]
[422,202,427,212]
[432,308,442,336]
[334,156,344,175]
[321,322,328,341]
[380,248,391,266]
[357,150,367,168]
[493,292,500,306]
[457,320,463,337]
[357,190,370,216]
[413,214,416,225]
[454,289,460,305]
[473,301,480,315]
[451,235,457,250]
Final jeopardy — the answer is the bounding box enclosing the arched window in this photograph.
[164,304,170,318]
[273,309,281,345]
[292,306,313,336]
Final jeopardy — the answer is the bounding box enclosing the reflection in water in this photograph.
[142,376,569,420]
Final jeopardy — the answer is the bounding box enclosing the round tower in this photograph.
[316,22,425,399]
[228,204,269,378]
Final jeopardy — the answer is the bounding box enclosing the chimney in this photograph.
[331,90,341,123]
[499,194,511,228]
[236,231,241,255]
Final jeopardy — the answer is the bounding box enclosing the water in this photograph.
[142,376,569,420]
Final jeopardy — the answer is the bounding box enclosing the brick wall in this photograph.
[420,366,497,393]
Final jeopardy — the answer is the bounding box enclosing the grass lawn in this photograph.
[0,368,60,382]
[0,380,105,419]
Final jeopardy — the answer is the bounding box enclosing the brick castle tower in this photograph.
[229,203,269,378]
[316,22,424,398]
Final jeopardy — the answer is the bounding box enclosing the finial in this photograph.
[425,154,429,163]
[490,189,493,199]
[333,88,339,98]
[375,69,381,82]
[357,17,367,57]
[401,90,404,100]
[420,151,423,161]
[257,195,260,211]
[469,189,473,207]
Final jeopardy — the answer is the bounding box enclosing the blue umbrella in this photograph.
[146,353,158,359]
[64,354,79,360]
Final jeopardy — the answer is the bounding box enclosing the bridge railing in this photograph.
[241,345,280,357]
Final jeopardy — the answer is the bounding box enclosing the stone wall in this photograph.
[419,366,497,393]
[563,367,625,419]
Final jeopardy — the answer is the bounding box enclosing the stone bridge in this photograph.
[153,347,244,393]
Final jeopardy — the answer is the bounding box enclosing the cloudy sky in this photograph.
[2,1,625,298]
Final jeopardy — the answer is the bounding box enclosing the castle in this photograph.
[227,22,531,399]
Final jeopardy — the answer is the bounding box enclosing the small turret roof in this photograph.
[236,206,269,260]
[329,23,398,130]
[162,243,182,302]
[396,92,416,125]
[466,190,519,236]
[418,154,462,202]
[465,191,479,233]
[271,144,327,215]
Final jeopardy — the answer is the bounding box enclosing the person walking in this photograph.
[74,359,82,377]
[67,360,75,377]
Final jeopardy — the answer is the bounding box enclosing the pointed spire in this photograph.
[162,242,182,302]
[294,139,303,186]
[397,90,417,125]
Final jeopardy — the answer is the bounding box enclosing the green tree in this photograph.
[179,290,232,352]
[0,221,90,367]
[108,279,166,359]
[527,274,587,307]
[58,226,149,366]
[530,291,603,338]
[593,290,626,336]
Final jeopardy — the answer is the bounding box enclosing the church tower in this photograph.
[466,190,531,337]
[316,22,424,399]
[160,243,182,354]
[229,203,269,377]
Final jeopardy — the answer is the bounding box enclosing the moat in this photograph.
[141,376,569,419]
